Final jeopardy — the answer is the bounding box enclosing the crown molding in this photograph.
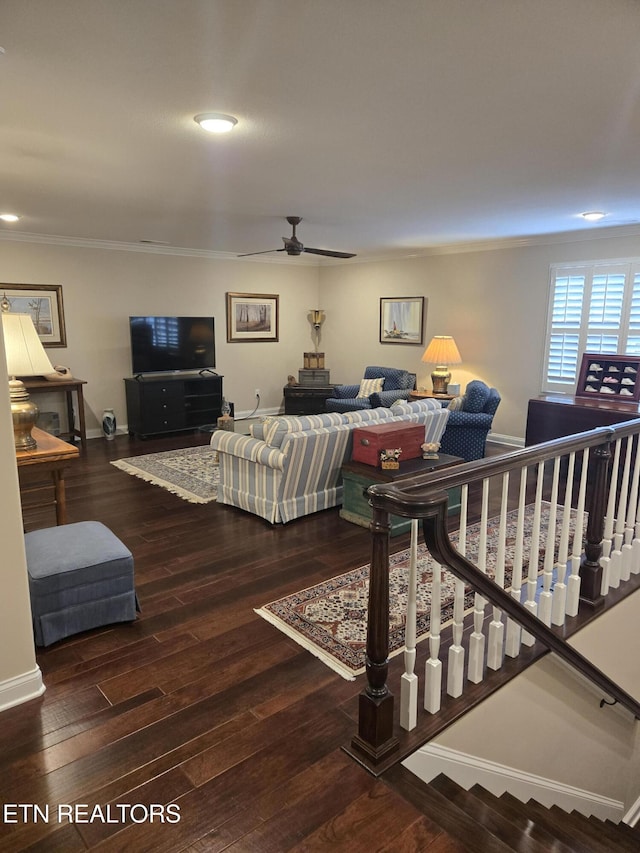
[2,222,640,263]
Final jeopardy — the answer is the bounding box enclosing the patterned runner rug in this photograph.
[256,503,582,680]
[111,445,220,504]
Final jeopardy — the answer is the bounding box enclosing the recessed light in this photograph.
[194,113,238,133]
[0,213,20,222]
[580,211,607,222]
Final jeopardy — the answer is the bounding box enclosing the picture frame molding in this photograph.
[379,296,425,345]
[575,352,640,402]
[226,292,279,343]
[0,283,67,347]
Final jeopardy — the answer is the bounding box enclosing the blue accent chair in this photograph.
[439,380,501,462]
[325,366,416,412]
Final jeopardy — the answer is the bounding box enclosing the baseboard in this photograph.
[0,665,46,713]
[488,431,524,448]
[402,743,625,822]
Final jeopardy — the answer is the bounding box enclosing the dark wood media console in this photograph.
[125,374,223,438]
[525,393,640,446]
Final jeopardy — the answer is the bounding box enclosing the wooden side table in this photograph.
[22,377,88,452]
[283,384,336,415]
[340,453,463,536]
[16,427,80,525]
[409,390,456,402]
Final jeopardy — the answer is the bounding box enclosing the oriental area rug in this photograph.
[111,445,220,504]
[256,503,583,680]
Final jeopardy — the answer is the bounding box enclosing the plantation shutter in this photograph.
[543,261,640,393]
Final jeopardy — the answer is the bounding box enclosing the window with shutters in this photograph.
[543,260,640,393]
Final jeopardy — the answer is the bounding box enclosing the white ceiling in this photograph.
[2,0,640,262]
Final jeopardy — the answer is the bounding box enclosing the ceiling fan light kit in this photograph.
[238,216,356,259]
[194,113,238,133]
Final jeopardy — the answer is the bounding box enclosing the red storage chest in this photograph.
[352,422,425,467]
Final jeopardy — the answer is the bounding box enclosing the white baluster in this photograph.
[567,448,589,616]
[468,478,489,683]
[447,485,468,698]
[424,559,442,713]
[487,472,508,670]
[551,452,575,626]
[609,437,631,590]
[539,457,560,626]
[622,435,640,582]
[505,466,527,658]
[400,519,419,730]
[600,438,621,595]
[522,462,544,645]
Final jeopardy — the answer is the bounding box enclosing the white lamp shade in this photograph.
[2,313,54,376]
[421,336,462,365]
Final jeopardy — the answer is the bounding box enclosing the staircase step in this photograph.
[605,818,640,842]
[468,785,575,853]
[548,805,617,853]
[429,775,551,852]
[503,795,595,853]
[567,811,639,853]
[384,766,514,853]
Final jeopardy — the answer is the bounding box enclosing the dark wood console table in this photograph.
[525,394,640,446]
[22,378,87,453]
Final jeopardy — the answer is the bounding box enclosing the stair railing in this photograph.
[349,422,640,768]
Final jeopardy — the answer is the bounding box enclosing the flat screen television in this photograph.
[129,316,216,375]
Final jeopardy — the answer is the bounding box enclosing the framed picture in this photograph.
[226,292,279,342]
[379,296,425,345]
[575,352,640,402]
[0,283,67,347]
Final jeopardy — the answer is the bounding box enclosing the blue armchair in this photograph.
[325,366,416,412]
[439,380,501,462]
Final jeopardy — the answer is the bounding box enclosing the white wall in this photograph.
[320,231,640,442]
[0,240,321,434]
[0,319,45,710]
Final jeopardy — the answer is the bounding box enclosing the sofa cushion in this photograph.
[391,398,443,415]
[358,377,385,397]
[263,412,345,447]
[464,380,491,413]
[342,407,396,424]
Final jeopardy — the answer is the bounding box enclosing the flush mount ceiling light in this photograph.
[194,113,238,133]
[0,213,20,222]
[580,211,607,222]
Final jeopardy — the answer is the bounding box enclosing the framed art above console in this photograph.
[575,352,640,402]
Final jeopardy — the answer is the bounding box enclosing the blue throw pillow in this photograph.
[464,381,490,413]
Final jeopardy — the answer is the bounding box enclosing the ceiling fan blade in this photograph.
[304,247,357,259]
[237,248,286,257]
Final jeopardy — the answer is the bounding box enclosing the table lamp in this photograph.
[1,312,54,450]
[421,335,462,395]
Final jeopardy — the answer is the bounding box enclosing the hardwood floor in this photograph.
[5,430,456,852]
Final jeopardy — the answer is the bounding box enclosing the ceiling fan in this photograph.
[238,216,356,259]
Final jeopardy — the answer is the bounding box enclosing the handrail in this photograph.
[350,419,640,765]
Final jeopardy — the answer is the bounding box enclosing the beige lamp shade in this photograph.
[1,313,54,450]
[421,335,462,366]
[421,336,462,395]
[2,313,54,377]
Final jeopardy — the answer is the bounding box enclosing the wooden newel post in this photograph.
[580,439,609,608]
[350,503,399,763]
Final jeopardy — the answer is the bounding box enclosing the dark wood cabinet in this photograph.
[125,375,223,438]
[283,385,335,415]
[525,394,640,446]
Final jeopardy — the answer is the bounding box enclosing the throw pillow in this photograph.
[448,395,466,411]
[358,377,385,397]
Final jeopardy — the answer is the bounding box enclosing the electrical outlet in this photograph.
[255,388,261,398]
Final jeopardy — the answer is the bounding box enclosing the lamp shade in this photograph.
[2,313,54,376]
[421,336,462,365]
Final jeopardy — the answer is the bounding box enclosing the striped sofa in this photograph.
[209,399,449,524]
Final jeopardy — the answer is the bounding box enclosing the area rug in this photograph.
[256,503,582,680]
[111,445,220,504]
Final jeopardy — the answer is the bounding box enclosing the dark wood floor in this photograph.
[6,430,489,852]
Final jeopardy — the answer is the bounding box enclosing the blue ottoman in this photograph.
[25,521,137,647]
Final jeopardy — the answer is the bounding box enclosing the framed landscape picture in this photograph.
[575,352,640,402]
[0,283,67,347]
[379,296,425,345]
[226,292,279,342]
